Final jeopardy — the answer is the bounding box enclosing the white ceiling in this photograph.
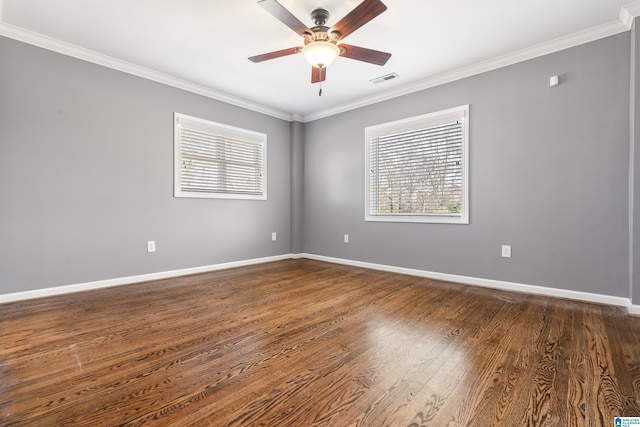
[1,0,638,121]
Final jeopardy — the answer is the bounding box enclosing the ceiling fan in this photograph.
[249,0,391,95]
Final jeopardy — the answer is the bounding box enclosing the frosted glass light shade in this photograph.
[302,41,340,68]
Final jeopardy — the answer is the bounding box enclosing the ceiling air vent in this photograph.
[370,73,399,84]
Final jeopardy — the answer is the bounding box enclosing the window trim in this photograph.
[174,113,267,200]
[364,105,469,224]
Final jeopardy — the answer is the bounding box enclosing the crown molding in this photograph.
[302,17,631,122]
[623,1,640,27]
[290,113,304,122]
[2,2,640,124]
[0,22,294,122]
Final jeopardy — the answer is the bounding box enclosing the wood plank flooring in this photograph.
[1,259,640,426]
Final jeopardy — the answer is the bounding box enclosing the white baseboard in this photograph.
[2,253,638,316]
[300,253,633,310]
[0,254,292,304]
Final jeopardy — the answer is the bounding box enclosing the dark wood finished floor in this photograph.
[1,259,640,426]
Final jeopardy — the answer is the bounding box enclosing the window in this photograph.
[365,105,469,224]
[174,113,266,200]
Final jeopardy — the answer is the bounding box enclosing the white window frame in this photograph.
[174,113,267,200]
[365,105,469,224]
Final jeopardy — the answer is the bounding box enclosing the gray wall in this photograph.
[1,30,637,302]
[633,23,640,305]
[290,121,304,254]
[0,37,291,294]
[303,33,631,297]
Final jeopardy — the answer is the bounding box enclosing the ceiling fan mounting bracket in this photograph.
[310,8,330,26]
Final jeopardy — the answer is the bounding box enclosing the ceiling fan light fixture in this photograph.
[302,41,340,68]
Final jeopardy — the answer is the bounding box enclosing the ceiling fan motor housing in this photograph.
[305,9,340,44]
[304,30,339,44]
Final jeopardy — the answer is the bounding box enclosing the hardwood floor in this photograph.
[1,259,639,426]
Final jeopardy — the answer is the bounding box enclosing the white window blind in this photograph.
[365,105,469,224]
[174,113,266,200]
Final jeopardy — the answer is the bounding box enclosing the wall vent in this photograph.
[370,73,399,84]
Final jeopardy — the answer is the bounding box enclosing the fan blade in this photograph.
[249,47,301,63]
[330,0,387,39]
[311,67,327,83]
[338,44,391,66]
[258,0,312,37]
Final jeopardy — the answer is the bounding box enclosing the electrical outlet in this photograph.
[501,245,511,258]
[344,234,349,243]
[147,241,156,253]
[271,232,277,241]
